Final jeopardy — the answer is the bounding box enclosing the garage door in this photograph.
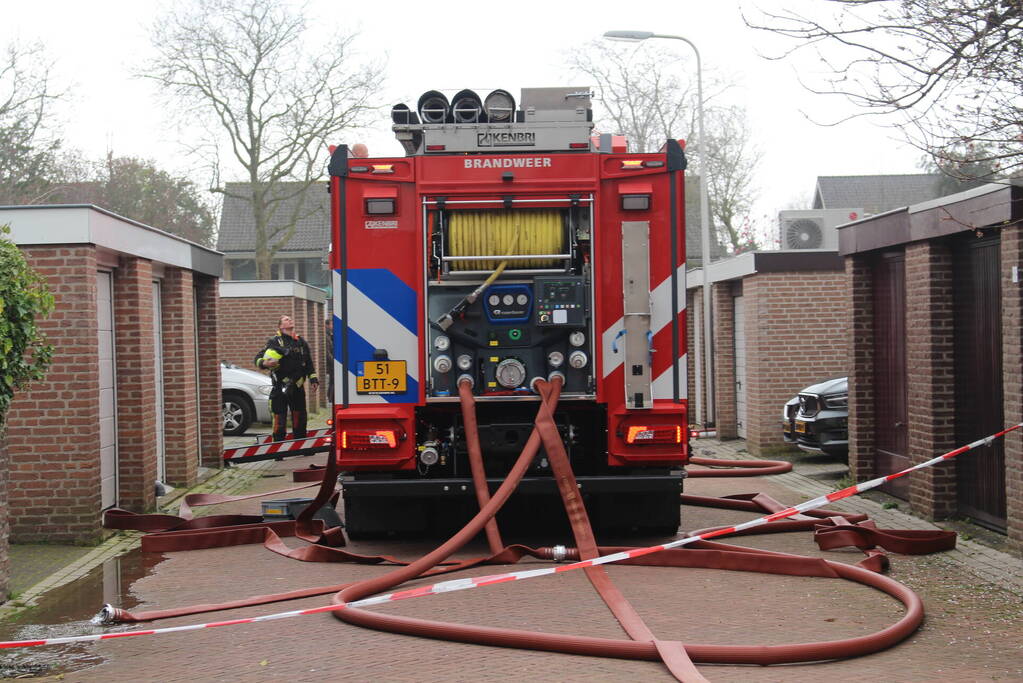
[733,295,747,439]
[152,281,166,482]
[97,272,118,509]
[954,234,1005,530]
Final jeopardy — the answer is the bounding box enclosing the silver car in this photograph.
[221,362,273,435]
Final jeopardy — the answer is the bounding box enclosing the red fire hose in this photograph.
[327,377,928,681]
[99,377,954,681]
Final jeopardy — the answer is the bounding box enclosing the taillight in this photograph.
[341,429,399,450]
[625,425,682,445]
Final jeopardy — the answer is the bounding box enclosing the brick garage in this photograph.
[688,251,847,455]
[840,182,1023,555]
[0,206,222,548]
[219,280,327,413]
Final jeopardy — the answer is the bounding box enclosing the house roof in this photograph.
[217,182,329,254]
[813,174,944,215]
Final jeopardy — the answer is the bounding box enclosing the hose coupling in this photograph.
[457,374,474,389]
[550,544,568,562]
[547,371,566,387]
[529,376,546,394]
[95,604,122,625]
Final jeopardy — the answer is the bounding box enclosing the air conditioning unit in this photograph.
[778,209,862,250]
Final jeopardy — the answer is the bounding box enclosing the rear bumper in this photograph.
[342,472,684,499]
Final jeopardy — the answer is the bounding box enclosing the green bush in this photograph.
[0,224,53,428]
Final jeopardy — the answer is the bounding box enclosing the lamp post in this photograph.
[603,30,714,427]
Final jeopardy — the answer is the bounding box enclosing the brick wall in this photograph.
[161,268,199,487]
[7,246,103,542]
[1003,226,1023,554]
[113,257,157,512]
[712,283,737,439]
[0,432,9,599]
[196,276,222,467]
[218,296,292,370]
[847,254,877,483]
[904,241,957,520]
[743,271,848,455]
[685,290,697,425]
[218,296,326,409]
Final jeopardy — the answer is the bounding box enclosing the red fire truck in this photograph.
[327,87,689,537]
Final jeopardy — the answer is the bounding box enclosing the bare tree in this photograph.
[0,42,66,205]
[746,0,1023,179]
[567,40,697,154]
[145,0,385,277]
[702,106,763,253]
[568,40,764,253]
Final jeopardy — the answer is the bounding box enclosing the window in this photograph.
[227,259,256,280]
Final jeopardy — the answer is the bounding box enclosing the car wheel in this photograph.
[223,391,254,436]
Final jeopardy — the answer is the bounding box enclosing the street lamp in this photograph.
[603,30,714,428]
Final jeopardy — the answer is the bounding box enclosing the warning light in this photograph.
[341,429,398,450]
[625,425,682,444]
[621,159,644,169]
[371,164,394,174]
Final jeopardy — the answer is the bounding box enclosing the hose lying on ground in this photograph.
[101,377,955,681]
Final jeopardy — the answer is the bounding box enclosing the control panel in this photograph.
[427,276,592,399]
[534,276,587,326]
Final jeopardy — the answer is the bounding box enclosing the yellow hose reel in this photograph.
[447,209,564,270]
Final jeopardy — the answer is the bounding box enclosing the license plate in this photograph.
[356,360,407,395]
[795,420,807,434]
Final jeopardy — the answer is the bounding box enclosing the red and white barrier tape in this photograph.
[3,421,1019,650]
[257,428,331,445]
[223,435,331,461]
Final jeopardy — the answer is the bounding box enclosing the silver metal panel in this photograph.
[395,121,593,154]
[520,87,591,119]
[622,222,652,409]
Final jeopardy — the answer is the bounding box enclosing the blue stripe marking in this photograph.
[345,268,417,335]
[334,314,419,404]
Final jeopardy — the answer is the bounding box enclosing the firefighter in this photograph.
[255,314,318,442]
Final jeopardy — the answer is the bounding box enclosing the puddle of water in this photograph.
[0,549,162,678]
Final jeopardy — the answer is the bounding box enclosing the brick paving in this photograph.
[6,437,1023,681]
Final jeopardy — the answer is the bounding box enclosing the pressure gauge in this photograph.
[569,331,586,347]
[516,293,529,306]
[488,294,500,306]
[434,335,450,352]
[502,294,514,306]
[547,351,564,368]
[457,354,473,371]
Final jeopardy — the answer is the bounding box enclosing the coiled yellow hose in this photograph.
[448,209,563,270]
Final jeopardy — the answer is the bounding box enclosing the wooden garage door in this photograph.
[954,234,1005,530]
[873,252,909,499]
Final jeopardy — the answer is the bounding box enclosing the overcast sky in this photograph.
[2,0,922,242]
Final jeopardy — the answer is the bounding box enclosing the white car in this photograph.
[221,362,273,435]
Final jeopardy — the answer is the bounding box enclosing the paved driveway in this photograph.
[32,453,1023,682]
